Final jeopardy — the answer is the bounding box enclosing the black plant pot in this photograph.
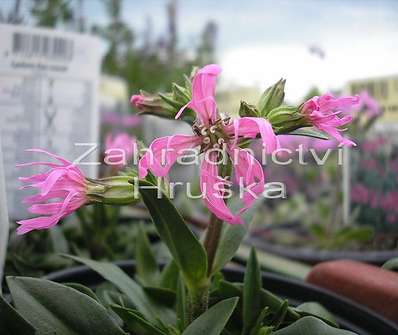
[44,261,398,335]
[248,236,398,265]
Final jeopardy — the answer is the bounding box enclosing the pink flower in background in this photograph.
[387,214,397,224]
[138,64,278,224]
[379,191,398,212]
[122,114,141,127]
[355,91,381,118]
[301,93,359,147]
[351,183,370,204]
[105,133,136,167]
[102,112,141,127]
[362,137,386,153]
[17,149,88,234]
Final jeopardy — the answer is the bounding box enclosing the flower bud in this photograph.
[267,105,310,134]
[86,176,139,205]
[239,101,259,117]
[257,78,286,116]
[130,92,175,119]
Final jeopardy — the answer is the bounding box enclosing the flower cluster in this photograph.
[18,63,360,232]
[139,64,278,224]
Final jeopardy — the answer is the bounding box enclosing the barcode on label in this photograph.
[12,32,74,61]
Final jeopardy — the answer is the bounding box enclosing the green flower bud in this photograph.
[131,91,175,118]
[267,105,310,134]
[257,78,286,116]
[239,101,259,117]
[86,176,139,205]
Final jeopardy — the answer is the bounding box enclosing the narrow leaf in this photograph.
[182,297,239,335]
[64,283,99,302]
[0,294,36,335]
[139,180,207,287]
[176,275,187,331]
[160,260,180,291]
[295,302,338,327]
[242,248,262,334]
[136,222,160,286]
[143,287,176,307]
[273,316,357,335]
[287,128,329,140]
[7,277,125,335]
[111,305,167,335]
[211,199,259,274]
[64,255,175,325]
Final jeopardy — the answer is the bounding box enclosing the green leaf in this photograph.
[64,283,99,302]
[136,222,160,286]
[211,199,258,274]
[139,180,207,288]
[382,257,398,271]
[176,275,187,331]
[6,277,125,335]
[295,302,338,327]
[242,248,262,334]
[182,297,239,335]
[111,305,167,335]
[212,224,246,274]
[287,128,329,140]
[160,260,180,291]
[212,280,299,322]
[143,287,176,307]
[273,316,357,335]
[0,294,36,335]
[258,78,286,116]
[64,255,175,325]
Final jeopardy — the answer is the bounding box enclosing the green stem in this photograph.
[187,282,209,322]
[203,160,231,275]
[203,214,223,276]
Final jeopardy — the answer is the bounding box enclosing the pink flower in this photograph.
[351,183,370,204]
[380,192,398,212]
[301,93,359,147]
[105,133,136,168]
[355,91,381,118]
[102,112,141,127]
[130,94,145,107]
[362,137,386,153]
[17,149,88,234]
[122,114,141,127]
[139,64,278,224]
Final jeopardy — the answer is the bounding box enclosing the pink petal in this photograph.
[176,64,221,125]
[16,215,61,234]
[318,93,359,112]
[139,135,201,178]
[28,202,64,215]
[229,147,264,212]
[200,153,243,224]
[25,148,71,165]
[227,117,278,153]
[33,169,67,196]
[22,190,68,204]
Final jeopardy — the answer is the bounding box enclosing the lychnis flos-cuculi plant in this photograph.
[9,64,361,335]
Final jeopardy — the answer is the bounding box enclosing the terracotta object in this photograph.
[306,260,398,324]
